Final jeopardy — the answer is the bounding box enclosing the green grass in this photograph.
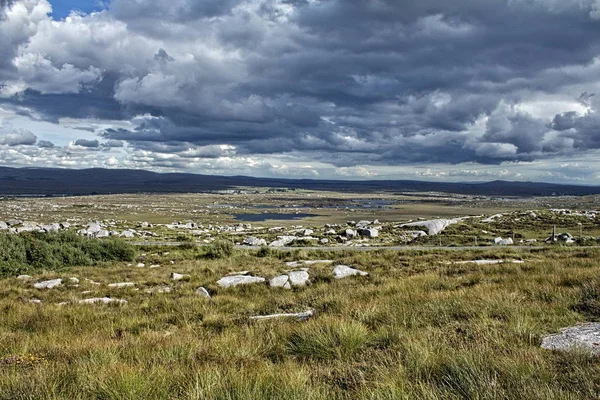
[2,245,600,398]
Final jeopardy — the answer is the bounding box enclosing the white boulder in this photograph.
[333,265,368,279]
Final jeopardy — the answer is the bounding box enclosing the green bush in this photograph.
[0,232,136,278]
[203,240,234,259]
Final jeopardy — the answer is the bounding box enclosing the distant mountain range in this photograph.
[0,166,599,197]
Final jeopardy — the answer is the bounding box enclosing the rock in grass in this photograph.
[170,272,190,281]
[250,310,314,322]
[333,265,368,279]
[243,236,267,246]
[108,282,135,288]
[400,218,461,236]
[79,297,128,305]
[33,279,62,289]
[217,275,265,288]
[270,274,291,289]
[17,275,32,280]
[541,323,600,355]
[195,287,211,298]
[270,270,310,289]
[69,277,80,284]
[288,270,310,286]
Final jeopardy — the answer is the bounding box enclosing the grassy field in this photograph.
[1,243,600,399]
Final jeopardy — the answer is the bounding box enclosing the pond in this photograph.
[233,213,319,222]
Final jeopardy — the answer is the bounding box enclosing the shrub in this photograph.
[203,240,234,259]
[0,232,136,278]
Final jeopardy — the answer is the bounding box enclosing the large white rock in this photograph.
[33,279,62,289]
[288,270,310,286]
[400,218,461,236]
[494,237,514,245]
[217,275,265,288]
[333,265,368,279]
[243,236,267,246]
[79,297,128,305]
[0,221,8,230]
[270,275,292,289]
[542,323,600,355]
[269,236,296,247]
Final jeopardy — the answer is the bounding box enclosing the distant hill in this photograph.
[0,166,599,197]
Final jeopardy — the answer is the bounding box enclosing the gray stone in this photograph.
[494,237,514,245]
[217,275,265,288]
[195,287,211,298]
[79,297,128,305]
[333,265,368,279]
[69,277,80,284]
[33,278,62,289]
[358,228,379,238]
[400,218,462,236]
[0,221,8,230]
[6,219,22,226]
[270,274,291,288]
[269,236,296,247]
[541,323,600,355]
[243,236,267,246]
[17,275,32,280]
[250,310,314,322]
[170,273,190,281]
[288,270,310,286]
[108,282,135,288]
[344,229,358,239]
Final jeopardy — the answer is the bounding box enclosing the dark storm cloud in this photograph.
[74,138,100,148]
[2,0,600,169]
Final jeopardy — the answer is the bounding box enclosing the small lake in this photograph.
[233,213,319,222]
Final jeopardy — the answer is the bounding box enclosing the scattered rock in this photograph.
[333,265,368,279]
[288,270,310,286]
[269,236,297,247]
[34,279,62,289]
[69,277,80,284]
[494,237,514,246]
[541,323,600,355]
[270,275,292,289]
[136,263,146,268]
[400,218,462,236]
[250,310,314,322]
[108,282,135,288]
[17,275,32,280]
[195,287,211,298]
[217,275,265,288]
[170,273,190,281]
[79,297,128,305]
[358,228,379,238]
[243,236,267,246]
[146,286,172,294]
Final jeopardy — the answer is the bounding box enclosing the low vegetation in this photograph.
[0,232,135,278]
[1,244,600,398]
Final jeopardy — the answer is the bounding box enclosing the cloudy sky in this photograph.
[1,0,600,183]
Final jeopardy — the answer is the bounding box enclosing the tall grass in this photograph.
[1,248,600,398]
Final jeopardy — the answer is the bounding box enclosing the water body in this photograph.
[233,213,319,222]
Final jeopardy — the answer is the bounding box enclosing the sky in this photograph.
[1,1,600,183]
